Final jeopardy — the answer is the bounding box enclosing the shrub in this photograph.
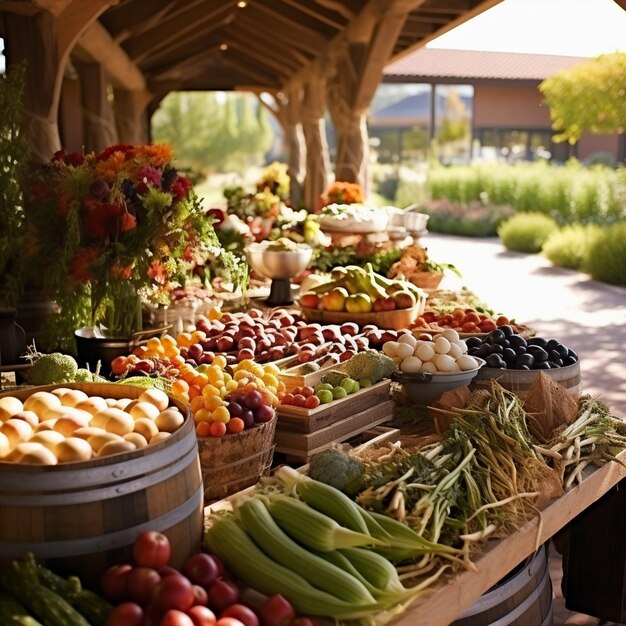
[421,200,514,237]
[394,178,426,208]
[498,212,558,253]
[542,224,601,269]
[583,222,626,285]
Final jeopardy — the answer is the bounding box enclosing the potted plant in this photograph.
[23,143,246,361]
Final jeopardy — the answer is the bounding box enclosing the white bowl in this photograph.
[245,243,313,280]
[404,211,429,233]
[393,358,485,406]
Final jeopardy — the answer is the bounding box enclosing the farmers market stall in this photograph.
[2,179,626,626]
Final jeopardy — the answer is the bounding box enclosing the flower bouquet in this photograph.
[25,143,246,351]
[318,180,364,211]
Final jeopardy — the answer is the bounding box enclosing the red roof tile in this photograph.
[385,48,588,81]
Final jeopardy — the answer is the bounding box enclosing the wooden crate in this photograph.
[276,380,391,433]
[275,399,395,462]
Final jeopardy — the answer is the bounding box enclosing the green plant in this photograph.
[498,212,558,253]
[542,224,601,270]
[394,178,426,208]
[0,63,29,306]
[583,222,626,286]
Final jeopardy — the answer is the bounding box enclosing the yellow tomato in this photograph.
[194,408,211,423]
[201,384,220,399]
[212,406,230,424]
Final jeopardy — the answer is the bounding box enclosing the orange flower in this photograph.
[109,264,132,280]
[119,212,137,232]
[135,144,173,168]
[147,260,169,285]
[95,151,129,183]
[70,247,100,284]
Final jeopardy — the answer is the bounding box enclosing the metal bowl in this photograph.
[246,243,313,280]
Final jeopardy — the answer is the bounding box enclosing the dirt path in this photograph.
[423,233,626,417]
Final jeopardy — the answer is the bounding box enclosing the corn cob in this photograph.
[275,466,371,534]
[237,497,376,604]
[267,495,387,552]
[204,515,382,618]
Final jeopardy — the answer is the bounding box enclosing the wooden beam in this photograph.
[312,0,356,21]
[149,46,221,81]
[0,1,39,16]
[100,0,174,41]
[76,20,146,90]
[222,48,289,85]
[251,2,337,38]
[33,0,74,16]
[123,1,233,63]
[278,0,345,30]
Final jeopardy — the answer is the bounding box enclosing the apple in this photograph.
[257,595,296,626]
[254,405,275,423]
[221,604,259,626]
[105,602,144,626]
[188,606,217,626]
[243,390,262,410]
[345,293,372,314]
[391,290,416,310]
[152,574,195,613]
[192,585,209,606]
[133,531,171,570]
[371,298,386,312]
[321,287,349,312]
[182,553,220,588]
[208,579,240,613]
[158,610,194,626]
[299,293,319,309]
[127,567,161,606]
[101,564,133,602]
[340,322,359,336]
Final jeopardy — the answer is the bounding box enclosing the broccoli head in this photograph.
[308,448,365,496]
[29,353,78,385]
[321,370,349,387]
[341,350,396,384]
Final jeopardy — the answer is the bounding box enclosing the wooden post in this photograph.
[302,70,330,212]
[75,59,118,151]
[114,89,151,144]
[326,2,412,192]
[258,88,306,208]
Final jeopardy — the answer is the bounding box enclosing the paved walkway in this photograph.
[424,233,626,625]
[424,233,626,417]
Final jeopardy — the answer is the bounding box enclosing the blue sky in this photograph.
[428,0,626,57]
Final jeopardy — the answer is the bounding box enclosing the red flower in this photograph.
[69,247,100,284]
[97,144,134,161]
[84,205,112,240]
[207,208,225,226]
[170,175,192,201]
[119,212,137,232]
[147,260,168,285]
[52,150,85,167]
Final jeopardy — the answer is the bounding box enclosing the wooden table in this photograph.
[389,452,626,626]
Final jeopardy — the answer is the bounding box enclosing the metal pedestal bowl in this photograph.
[245,243,313,306]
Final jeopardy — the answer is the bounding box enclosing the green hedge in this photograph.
[427,161,626,224]
[498,213,559,253]
[583,221,626,285]
[542,224,601,270]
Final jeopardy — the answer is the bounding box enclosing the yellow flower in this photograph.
[135,144,174,168]
[95,151,128,183]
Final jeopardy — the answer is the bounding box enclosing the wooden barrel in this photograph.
[472,361,582,400]
[197,418,276,503]
[0,383,203,586]
[454,546,553,626]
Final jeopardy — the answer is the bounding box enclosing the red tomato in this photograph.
[463,312,481,325]
[462,322,478,332]
[291,394,306,408]
[105,602,144,626]
[187,605,217,626]
[101,564,133,602]
[160,566,182,578]
[152,574,195,613]
[159,609,194,626]
[110,356,129,376]
[208,580,239,613]
[192,585,209,606]
[496,315,510,326]
[479,320,497,332]
[133,531,172,570]
[215,619,245,626]
[304,395,320,409]
[422,311,436,323]
[257,595,296,626]
[182,553,220,588]
[127,567,161,606]
[290,620,316,626]
[220,604,259,626]
[300,386,314,398]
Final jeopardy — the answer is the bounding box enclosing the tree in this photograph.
[437,89,469,145]
[540,52,626,144]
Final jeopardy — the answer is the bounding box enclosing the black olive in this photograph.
[549,350,562,362]
[555,343,569,359]
[563,355,578,366]
[499,325,515,337]
[468,347,481,357]
[515,346,527,356]
[516,353,535,368]
[502,348,517,363]
[567,348,579,361]
[476,344,492,358]
[527,346,549,362]
[509,335,527,349]
[486,354,506,368]
[546,361,560,368]
[527,337,548,348]
[496,337,511,348]
[520,365,530,370]
[490,344,504,354]
[488,329,506,343]
[546,339,559,351]
[534,362,552,370]
[466,336,482,349]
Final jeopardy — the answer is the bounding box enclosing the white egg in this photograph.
[442,329,461,343]
[435,354,457,372]
[382,341,400,358]
[457,355,480,371]
[397,334,418,348]
[434,336,451,355]
[421,361,438,374]
[456,340,468,354]
[400,356,422,374]
[395,342,414,360]
[416,343,435,362]
[448,343,463,359]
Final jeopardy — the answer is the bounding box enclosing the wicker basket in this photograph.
[408,271,444,290]
[197,418,276,502]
